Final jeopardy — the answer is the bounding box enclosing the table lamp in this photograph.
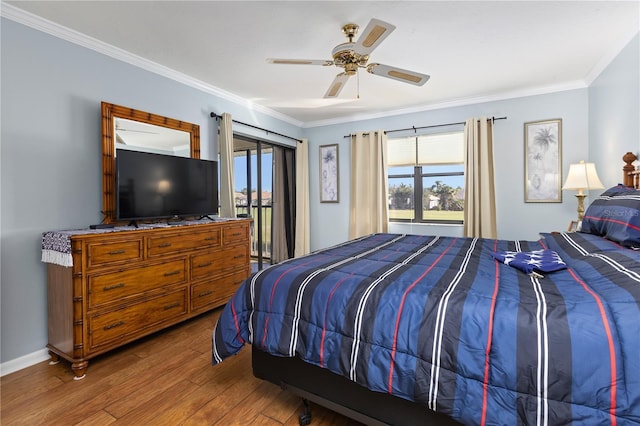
[562,160,604,221]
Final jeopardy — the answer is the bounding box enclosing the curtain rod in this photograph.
[343,116,507,138]
[210,112,303,143]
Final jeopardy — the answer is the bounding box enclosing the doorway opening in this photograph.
[233,136,296,272]
[234,137,271,271]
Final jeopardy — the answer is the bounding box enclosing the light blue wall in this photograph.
[0,19,300,364]
[589,32,640,183]
[304,89,589,250]
[1,19,637,367]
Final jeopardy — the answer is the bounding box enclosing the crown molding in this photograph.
[583,28,639,86]
[302,80,588,128]
[2,3,633,130]
[0,3,303,128]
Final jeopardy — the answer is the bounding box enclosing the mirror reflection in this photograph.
[115,117,191,157]
[101,102,201,224]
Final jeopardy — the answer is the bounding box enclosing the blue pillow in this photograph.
[601,184,636,196]
[581,186,640,248]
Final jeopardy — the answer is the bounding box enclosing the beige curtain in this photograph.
[463,118,497,238]
[294,139,310,257]
[349,130,389,239]
[218,113,236,218]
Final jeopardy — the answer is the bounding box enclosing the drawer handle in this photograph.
[158,243,172,248]
[104,321,124,331]
[103,283,125,291]
[204,236,216,241]
[230,232,242,237]
[196,261,212,268]
[164,270,180,277]
[163,302,181,310]
[198,290,213,297]
[109,250,126,255]
[233,254,244,259]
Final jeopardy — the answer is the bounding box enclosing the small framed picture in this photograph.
[567,220,579,232]
[319,144,339,203]
[525,118,562,203]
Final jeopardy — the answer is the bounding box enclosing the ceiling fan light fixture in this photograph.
[344,63,358,75]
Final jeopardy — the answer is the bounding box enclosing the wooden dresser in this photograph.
[45,219,251,379]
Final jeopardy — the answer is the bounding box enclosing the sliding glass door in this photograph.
[233,137,296,271]
[233,138,272,270]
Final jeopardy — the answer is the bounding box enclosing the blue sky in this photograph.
[234,152,272,193]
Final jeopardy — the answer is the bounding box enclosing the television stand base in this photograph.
[89,223,114,230]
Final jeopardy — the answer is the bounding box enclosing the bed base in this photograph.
[251,346,461,426]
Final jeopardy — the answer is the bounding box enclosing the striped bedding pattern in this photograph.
[212,232,640,425]
[581,185,640,248]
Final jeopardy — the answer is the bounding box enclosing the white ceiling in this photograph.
[4,1,639,126]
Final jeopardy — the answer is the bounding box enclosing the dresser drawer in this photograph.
[191,270,248,311]
[191,244,248,280]
[147,228,221,257]
[223,223,250,244]
[87,259,187,308]
[88,289,188,351]
[86,239,143,269]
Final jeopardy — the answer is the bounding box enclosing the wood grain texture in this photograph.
[46,220,251,379]
[1,309,362,425]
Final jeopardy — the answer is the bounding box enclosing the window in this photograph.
[388,131,464,223]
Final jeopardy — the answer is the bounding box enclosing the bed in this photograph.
[212,153,640,426]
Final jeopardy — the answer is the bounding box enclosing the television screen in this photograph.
[116,150,219,221]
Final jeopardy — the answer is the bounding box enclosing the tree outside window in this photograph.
[387,132,464,223]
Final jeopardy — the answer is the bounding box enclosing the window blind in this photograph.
[388,132,463,166]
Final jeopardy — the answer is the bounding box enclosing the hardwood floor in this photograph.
[1,308,361,425]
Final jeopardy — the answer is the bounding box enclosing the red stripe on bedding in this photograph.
[481,240,500,426]
[230,299,245,344]
[387,238,457,394]
[584,215,640,232]
[319,271,355,367]
[261,258,323,348]
[568,268,618,425]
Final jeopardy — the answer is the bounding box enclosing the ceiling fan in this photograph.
[267,18,430,98]
[115,119,160,145]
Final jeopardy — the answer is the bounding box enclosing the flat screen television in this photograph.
[116,150,219,222]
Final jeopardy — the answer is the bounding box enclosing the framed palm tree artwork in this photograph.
[524,118,562,202]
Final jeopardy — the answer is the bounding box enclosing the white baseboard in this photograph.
[0,348,50,377]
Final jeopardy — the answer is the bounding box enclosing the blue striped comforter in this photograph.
[212,232,640,425]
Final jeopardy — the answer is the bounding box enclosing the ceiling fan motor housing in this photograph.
[331,43,369,75]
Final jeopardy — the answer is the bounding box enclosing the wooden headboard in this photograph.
[623,152,639,188]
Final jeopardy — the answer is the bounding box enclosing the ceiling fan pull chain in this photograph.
[357,70,360,99]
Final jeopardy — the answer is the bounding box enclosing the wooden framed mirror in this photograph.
[101,102,201,223]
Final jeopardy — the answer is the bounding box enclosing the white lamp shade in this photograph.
[562,161,605,191]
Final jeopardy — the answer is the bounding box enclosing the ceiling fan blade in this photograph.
[366,63,430,86]
[267,58,333,66]
[324,73,350,98]
[354,18,395,56]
